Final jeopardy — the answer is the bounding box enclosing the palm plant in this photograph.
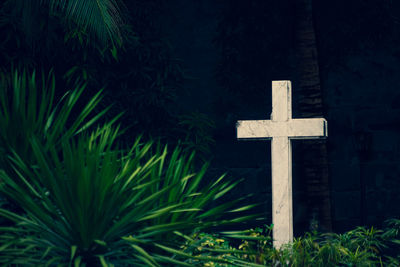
[0,69,110,177]
[46,0,126,45]
[0,68,258,266]
[0,67,114,251]
[0,125,256,266]
[3,0,126,46]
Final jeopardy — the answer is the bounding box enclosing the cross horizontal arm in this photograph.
[237,118,327,140]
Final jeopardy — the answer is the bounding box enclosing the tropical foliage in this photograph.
[4,0,126,46]
[0,2,226,264]
[175,220,400,266]
[0,129,254,265]
[0,68,257,266]
[0,0,186,142]
[0,69,110,180]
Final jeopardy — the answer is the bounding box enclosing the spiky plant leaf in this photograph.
[0,69,111,175]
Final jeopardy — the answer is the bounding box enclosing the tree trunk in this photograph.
[293,0,333,232]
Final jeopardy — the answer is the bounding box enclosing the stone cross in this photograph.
[236,81,327,248]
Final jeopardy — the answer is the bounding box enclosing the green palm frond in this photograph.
[45,0,126,44]
[7,0,126,45]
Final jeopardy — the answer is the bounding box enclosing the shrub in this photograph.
[0,68,110,177]
[0,127,256,266]
[175,222,400,266]
[0,69,257,266]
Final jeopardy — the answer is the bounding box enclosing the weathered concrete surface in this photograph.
[237,81,327,248]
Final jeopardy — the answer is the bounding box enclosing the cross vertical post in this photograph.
[271,81,293,248]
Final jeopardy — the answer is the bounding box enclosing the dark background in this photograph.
[2,0,400,236]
